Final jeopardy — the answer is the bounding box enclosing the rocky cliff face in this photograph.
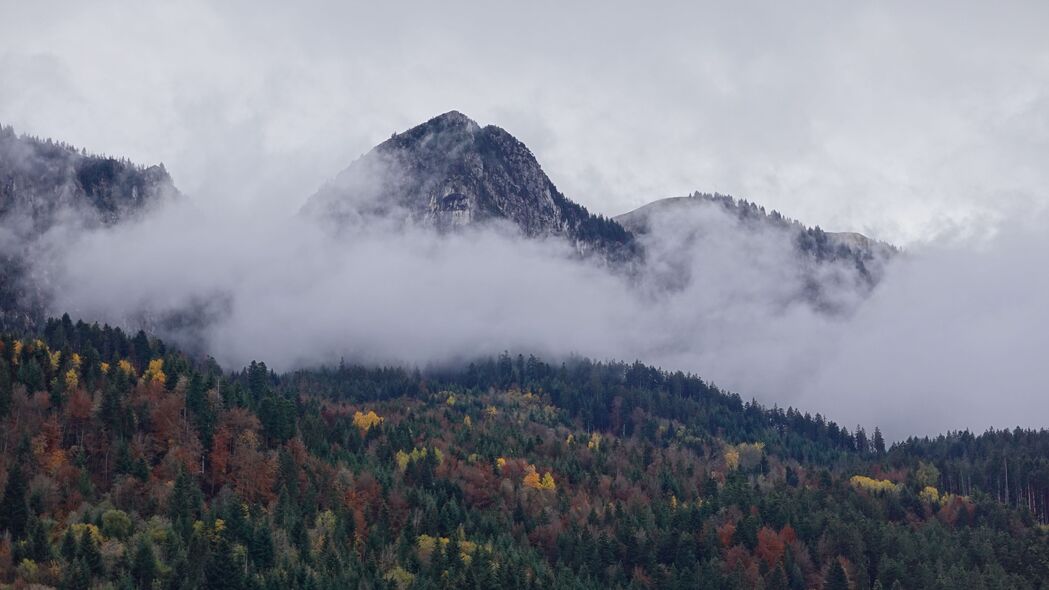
[304,111,637,261]
[0,125,178,332]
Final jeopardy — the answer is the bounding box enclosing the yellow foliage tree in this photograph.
[588,433,601,450]
[145,358,166,383]
[540,472,556,490]
[64,369,79,391]
[523,465,556,490]
[850,475,901,495]
[724,447,741,471]
[919,486,941,504]
[118,359,135,377]
[100,362,110,374]
[384,566,415,590]
[49,350,62,371]
[395,447,443,471]
[417,534,479,564]
[353,410,383,432]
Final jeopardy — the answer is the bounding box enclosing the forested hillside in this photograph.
[1,316,1048,589]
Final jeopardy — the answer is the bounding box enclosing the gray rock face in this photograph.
[304,111,637,260]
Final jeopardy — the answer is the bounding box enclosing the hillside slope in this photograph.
[0,319,1047,589]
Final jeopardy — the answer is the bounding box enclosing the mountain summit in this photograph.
[304,111,636,259]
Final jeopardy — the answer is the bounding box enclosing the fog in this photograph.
[15,188,1043,441]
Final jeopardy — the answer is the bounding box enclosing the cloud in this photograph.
[22,187,1044,441]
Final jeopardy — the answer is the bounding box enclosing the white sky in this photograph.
[2,1,1047,246]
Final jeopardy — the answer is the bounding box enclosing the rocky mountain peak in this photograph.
[304,112,636,260]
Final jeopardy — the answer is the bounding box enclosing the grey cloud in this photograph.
[28,190,1045,442]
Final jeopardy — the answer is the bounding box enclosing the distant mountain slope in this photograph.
[0,124,178,332]
[303,111,636,261]
[617,192,897,288]
[0,125,176,230]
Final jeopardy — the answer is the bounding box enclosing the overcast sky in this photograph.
[2,1,1047,246]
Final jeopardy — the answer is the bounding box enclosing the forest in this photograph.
[1,315,1048,589]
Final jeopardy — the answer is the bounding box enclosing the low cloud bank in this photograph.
[19,196,1049,441]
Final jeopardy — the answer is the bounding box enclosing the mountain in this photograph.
[617,192,897,289]
[303,111,636,261]
[0,125,178,332]
[0,125,176,230]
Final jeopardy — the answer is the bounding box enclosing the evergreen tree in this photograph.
[131,538,158,589]
[0,357,11,418]
[0,462,28,537]
[186,373,216,447]
[873,427,886,455]
[169,469,203,539]
[63,557,92,590]
[79,527,104,576]
[26,513,51,561]
[61,527,78,561]
[826,560,849,590]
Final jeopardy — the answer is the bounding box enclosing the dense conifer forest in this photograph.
[0,315,1046,589]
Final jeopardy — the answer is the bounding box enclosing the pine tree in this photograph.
[768,565,789,590]
[205,537,244,590]
[0,462,28,537]
[826,560,849,590]
[79,527,103,576]
[63,557,92,590]
[169,469,203,539]
[26,513,51,561]
[61,527,78,561]
[0,357,12,418]
[131,538,157,589]
[873,428,886,455]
